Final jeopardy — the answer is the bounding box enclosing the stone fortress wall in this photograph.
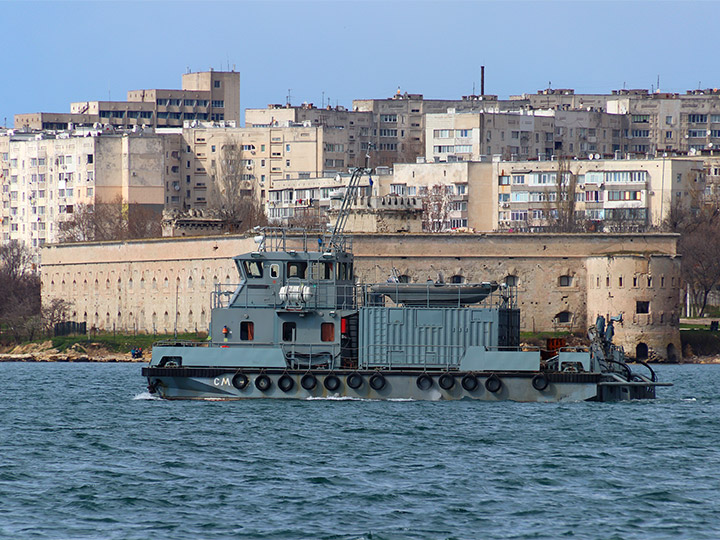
[40,232,682,360]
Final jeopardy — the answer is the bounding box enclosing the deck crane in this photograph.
[327,144,374,252]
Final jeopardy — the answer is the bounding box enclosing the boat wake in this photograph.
[133,391,161,401]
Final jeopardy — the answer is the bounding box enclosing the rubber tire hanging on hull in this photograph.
[461,374,478,392]
[416,374,433,391]
[439,373,455,390]
[255,374,272,392]
[301,373,317,391]
[532,373,549,392]
[369,373,386,391]
[232,372,249,390]
[324,374,341,392]
[346,372,363,389]
[278,374,294,393]
[485,374,502,393]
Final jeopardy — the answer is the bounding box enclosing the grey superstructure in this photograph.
[143,233,669,402]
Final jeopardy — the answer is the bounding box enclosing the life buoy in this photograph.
[232,372,249,390]
[346,372,363,389]
[439,373,455,390]
[324,374,341,392]
[301,373,317,390]
[255,374,272,392]
[278,374,294,392]
[461,374,478,392]
[369,373,386,391]
[416,373,433,391]
[485,374,502,393]
[532,373,549,392]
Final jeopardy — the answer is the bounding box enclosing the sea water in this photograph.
[1,363,719,539]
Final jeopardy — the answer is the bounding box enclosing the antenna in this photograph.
[286,88,292,106]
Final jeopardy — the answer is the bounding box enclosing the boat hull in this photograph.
[142,367,659,402]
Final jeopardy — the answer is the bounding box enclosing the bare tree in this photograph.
[0,241,41,343]
[420,184,452,232]
[59,196,161,242]
[209,139,267,232]
[544,157,580,232]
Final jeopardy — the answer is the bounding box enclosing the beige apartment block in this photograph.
[374,156,704,233]
[40,232,682,360]
[15,70,240,130]
[353,92,517,167]
[175,123,370,209]
[425,109,628,162]
[1,127,180,251]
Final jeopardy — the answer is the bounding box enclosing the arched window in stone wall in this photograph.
[105,279,110,289]
[555,311,572,324]
[152,278,157,290]
[163,277,169,289]
[94,279,99,291]
[450,275,465,283]
[200,276,206,289]
[188,310,193,324]
[164,311,169,327]
[105,312,110,326]
[188,276,193,289]
[140,277,145,289]
[128,278,133,290]
[200,310,206,327]
[152,312,157,328]
[636,342,649,360]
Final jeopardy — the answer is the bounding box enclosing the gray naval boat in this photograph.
[143,238,671,402]
[143,167,670,402]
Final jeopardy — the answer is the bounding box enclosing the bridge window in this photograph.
[321,322,334,342]
[240,321,254,341]
[270,264,279,279]
[243,260,263,278]
[312,261,334,280]
[282,322,296,342]
[287,261,307,279]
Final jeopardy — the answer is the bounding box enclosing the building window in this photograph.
[321,322,334,342]
[558,275,572,287]
[505,275,518,287]
[212,100,224,108]
[214,80,221,88]
[636,301,650,314]
[240,321,254,341]
[555,311,571,323]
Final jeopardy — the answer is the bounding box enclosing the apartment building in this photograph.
[425,109,629,162]
[174,122,372,210]
[375,156,705,233]
[352,91,521,167]
[513,87,720,155]
[0,127,179,250]
[15,70,240,130]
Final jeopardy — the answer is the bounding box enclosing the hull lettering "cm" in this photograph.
[213,377,231,386]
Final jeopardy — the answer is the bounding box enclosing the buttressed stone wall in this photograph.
[40,232,681,360]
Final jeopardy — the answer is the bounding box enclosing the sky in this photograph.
[2,0,719,127]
